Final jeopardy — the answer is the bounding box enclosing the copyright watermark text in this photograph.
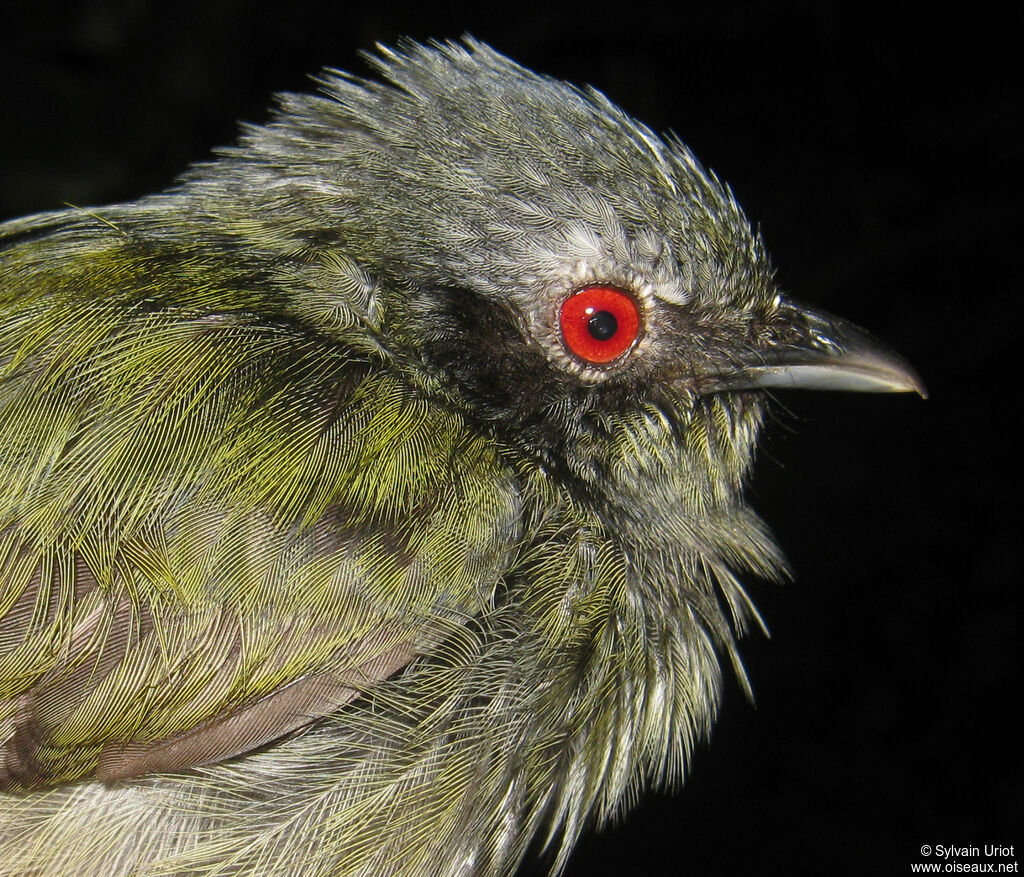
[912,845,1017,873]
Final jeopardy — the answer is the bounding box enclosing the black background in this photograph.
[0,2,1018,875]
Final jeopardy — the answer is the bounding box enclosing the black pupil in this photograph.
[587,310,618,341]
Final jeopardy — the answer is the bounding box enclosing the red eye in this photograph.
[559,285,641,364]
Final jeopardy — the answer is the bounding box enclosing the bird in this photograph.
[0,38,922,876]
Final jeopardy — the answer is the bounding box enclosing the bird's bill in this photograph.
[698,300,927,397]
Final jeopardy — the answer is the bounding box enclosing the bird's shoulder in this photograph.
[0,212,524,790]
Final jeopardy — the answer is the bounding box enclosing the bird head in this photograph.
[182,38,922,517]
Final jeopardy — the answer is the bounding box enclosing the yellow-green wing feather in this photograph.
[0,214,521,790]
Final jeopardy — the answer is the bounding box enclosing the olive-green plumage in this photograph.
[0,39,919,876]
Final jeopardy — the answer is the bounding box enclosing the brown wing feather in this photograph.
[97,637,416,781]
